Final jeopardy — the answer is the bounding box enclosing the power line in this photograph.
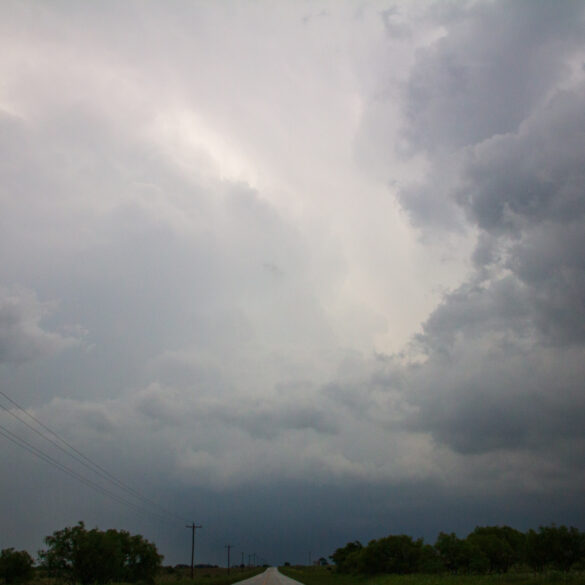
[0,411,182,526]
[0,421,180,524]
[0,402,167,512]
[0,393,264,569]
[0,392,264,566]
[0,390,186,524]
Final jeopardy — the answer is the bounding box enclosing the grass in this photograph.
[27,566,266,585]
[153,566,266,585]
[278,566,585,585]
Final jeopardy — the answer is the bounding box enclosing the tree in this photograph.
[0,549,34,584]
[356,535,424,574]
[122,533,163,583]
[330,541,363,573]
[39,522,162,585]
[526,525,584,572]
[465,526,525,573]
[417,544,444,574]
[434,532,484,574]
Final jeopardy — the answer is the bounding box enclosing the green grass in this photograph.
[278,566,585,585]
[28,566,266,585]
[156,566,266,585]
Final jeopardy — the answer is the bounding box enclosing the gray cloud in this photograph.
[411,82,585,356]
[2,0,585,568]
[458,87,585,235]
[357,2,585,467]
[0,286,80,365]
[220,402,338,440]
[394,1,585,230]
[405,0,585,153]
[404,342,585,455]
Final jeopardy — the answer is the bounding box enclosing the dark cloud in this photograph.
[405,343,585,455]
[410,82,585,355]
[375,3,585,467]
[417,276,534,353]
[395,1,585,229]
[405,0,585,153]
[458,87,585,235]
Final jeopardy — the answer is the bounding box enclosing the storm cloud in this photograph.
[371,0,585,489]
[2,0,585,566]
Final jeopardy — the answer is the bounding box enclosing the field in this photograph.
[22,565,585,585]
[27,566,266,585]
[157,566,266,585]
[278,566,585,585]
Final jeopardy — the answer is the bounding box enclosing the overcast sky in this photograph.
[2,0,585,567]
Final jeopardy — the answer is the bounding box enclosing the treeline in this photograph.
[1,522,162,585]
[331,525,585,575]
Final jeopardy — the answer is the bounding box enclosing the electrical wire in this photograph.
[0,391,187,524]
[0,400,185,523]
[0,420,180,525]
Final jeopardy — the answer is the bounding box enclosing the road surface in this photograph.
[233,567,304,585]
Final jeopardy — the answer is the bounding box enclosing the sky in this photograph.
[1,0,585,568]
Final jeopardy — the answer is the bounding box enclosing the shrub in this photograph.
[0,548,34,584]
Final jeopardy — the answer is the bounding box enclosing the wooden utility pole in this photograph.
[225,544,233,575]
[185,523,202,579]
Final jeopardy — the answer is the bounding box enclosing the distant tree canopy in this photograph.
[525,525,585,572]
[39,522,163,585]
[330,524,585,575]
[0,549,34,584]
[356,535,426,575]
[329,540,362,573]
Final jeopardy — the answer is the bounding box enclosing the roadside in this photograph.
[278,565,585,585]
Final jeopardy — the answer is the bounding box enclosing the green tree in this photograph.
[329,541,363,573]
[0,549,34,584]
[39,522,162,585]
[434,532,486,574]
[417,544,444,574]
[356,535,424,574]
[526,525,584,572]
[122,533,162,582]
[467,526,522,572]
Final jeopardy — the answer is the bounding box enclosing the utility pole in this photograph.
[185,523,202,580]
[225,545,232,575]
[241,552,244,570]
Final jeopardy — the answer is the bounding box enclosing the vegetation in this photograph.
[39,522,162,585]
[3,564,264,585]
[326,524,585,577]
[279,565,585,585]
[157,565,265,585]
[5,521,585,585]
[0,549,34,584]
[2,521,266,585]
